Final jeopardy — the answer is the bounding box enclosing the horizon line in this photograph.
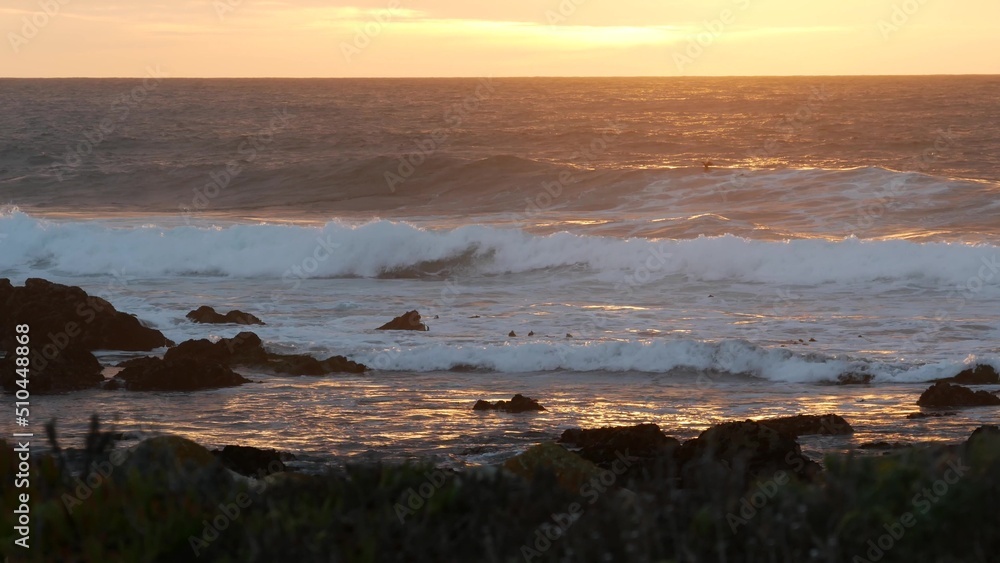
[2,73,999,80]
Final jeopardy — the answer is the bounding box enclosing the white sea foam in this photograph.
[351,338,1000,383]
[2,210,998,289]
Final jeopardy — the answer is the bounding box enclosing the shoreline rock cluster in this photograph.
[108,331,367,391]
[0,278,368,393]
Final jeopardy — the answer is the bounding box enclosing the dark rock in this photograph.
[376,310,428,331]
[0,346,103,393]
[186,306,264,325]
[836,372,874,385]
[917,382,1000,407]
[164,332,268,365]
[676,421,819,483]
[508,331,517,337]
[967,425,1000,449]
[0,278,173,352]
[559,423,679,465]
[906,411,956,419]
[159,332,366,375]
[212,445,292,477]
[566,333,573,338]
[118,436,230,491]
[939,364,1000,385]
[101,378,124,390]
[114,357,250,391]
[502,442,604,493]
[473,394,545,413]
[264,354,366,376]
[528,331,535,336]
[757,414,854,437]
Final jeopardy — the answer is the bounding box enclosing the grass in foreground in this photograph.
[1,419,997,563]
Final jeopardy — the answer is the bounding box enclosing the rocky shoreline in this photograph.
[2,277,1000,560]
[0,278,371,393]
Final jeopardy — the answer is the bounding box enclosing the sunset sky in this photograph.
[2,0,998,77]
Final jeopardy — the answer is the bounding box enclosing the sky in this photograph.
[2,0,998,77]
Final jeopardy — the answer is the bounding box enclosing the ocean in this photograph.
[1,76,999,469]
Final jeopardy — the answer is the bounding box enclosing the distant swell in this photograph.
[2,210,999,287]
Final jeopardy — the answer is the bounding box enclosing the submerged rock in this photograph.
[939,364,1000,385]
[473,394,545,413]
[559,423,679,465]
[757,414,854,437]
[186,305,264,325]
[836,372,874,385]
[917,382,1000,407]
[376,310,428,331]
[0,278,173,352]
[0,346,103,393]
[113,357,250,391]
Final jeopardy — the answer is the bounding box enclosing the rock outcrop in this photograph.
[146,332,366,376]
[757,414,854,437]
[473,394,545,413]
[186,306,264,325]
[0,346,103,393]
[559,423,679,465]
[938,364,1000,385]
[676,421,820,484]
[917,382,1000,407]
[376,310,428,331]
[110,357,250,391]
[0,278,173,352]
